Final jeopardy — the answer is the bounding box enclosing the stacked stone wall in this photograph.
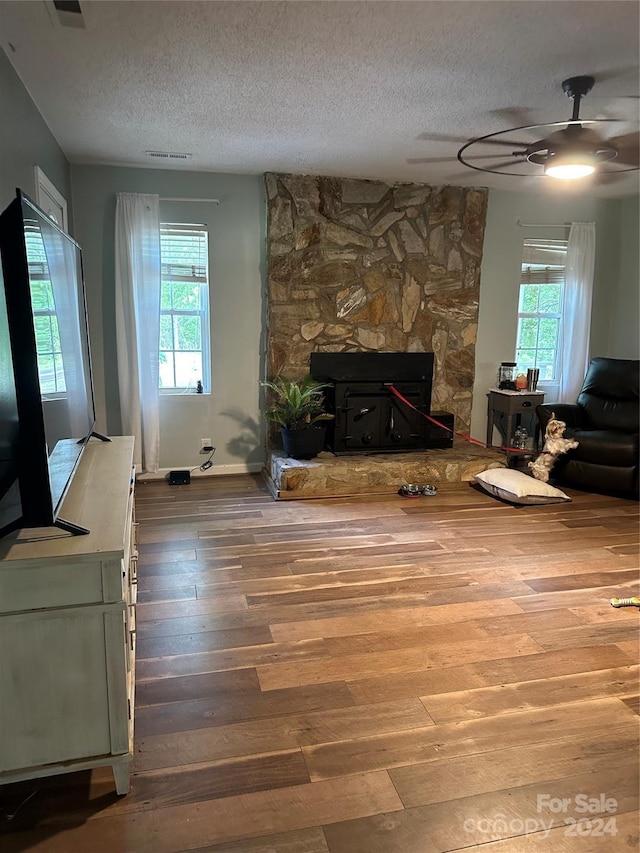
[265,173,488,433]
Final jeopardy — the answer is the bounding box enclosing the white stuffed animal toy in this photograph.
[529,413,579,482]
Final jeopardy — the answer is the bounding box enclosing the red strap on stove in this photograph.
[387,384,530,454]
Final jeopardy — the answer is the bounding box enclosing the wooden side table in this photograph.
[486,388,545,450]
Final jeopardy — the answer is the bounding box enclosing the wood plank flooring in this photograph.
[2,474,639,852]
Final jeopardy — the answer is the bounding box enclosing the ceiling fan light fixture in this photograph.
[544,157,596,179]
[545,163,595,179]
[454,76,638,182]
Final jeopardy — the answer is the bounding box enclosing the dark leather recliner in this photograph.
[536,357,639,496]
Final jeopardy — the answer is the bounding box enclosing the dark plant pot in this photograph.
[281,425,327,460]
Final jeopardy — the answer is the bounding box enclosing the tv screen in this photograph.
[0,190,100,537]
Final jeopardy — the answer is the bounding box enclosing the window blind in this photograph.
[521,266,566,285]
[160,224,208,283]
[521,238,567,284]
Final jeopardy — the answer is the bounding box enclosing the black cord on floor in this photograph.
[0,787,38,829]
[190,447,216,473]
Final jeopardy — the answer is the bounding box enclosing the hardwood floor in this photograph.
[2,474,639,852]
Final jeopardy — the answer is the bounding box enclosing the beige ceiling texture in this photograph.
[1,1,638,197]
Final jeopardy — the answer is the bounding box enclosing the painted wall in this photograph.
[70,165,265,474]
[472,188,634,442]
[0,50,71,218]
[608,195,639,359]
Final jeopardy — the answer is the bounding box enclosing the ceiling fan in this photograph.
[456,76,639,180]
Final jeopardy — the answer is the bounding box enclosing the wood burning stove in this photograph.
[310,352,451,455]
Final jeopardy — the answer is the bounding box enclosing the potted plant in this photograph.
[261,374,334,459]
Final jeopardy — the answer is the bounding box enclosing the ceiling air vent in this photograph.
[145,151,193,162]
[51,1,85,28]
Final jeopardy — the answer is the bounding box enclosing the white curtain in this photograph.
[40,225,90,436]
[114,193,161,473]
[559,222,596,402]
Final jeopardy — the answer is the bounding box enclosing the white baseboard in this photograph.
[137,463,263,482]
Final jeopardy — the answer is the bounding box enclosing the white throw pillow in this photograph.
[474,467,571,505]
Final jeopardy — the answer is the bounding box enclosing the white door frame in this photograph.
[34,166,68,232]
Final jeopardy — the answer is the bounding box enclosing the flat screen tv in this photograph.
[0,189,107,539]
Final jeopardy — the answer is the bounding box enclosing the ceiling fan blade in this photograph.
[465,137,534,148]
[586,66,639,84]
[417,131,531,148]
[470,157,529,170]
[488,107,537,128]
[608,132,640,166]
[593,170,627,185]
[407,154,519,165]
[535,126,603,148]
[417,132,468,144]
[407,156,458,165]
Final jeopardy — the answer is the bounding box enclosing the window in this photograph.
[26,224,66,395]
[159,223,210,392]
[516,239,567,383]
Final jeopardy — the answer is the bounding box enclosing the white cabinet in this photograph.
[0,436,136,795]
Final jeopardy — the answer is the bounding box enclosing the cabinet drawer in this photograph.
[489,392,544,416]
[509,397,539,413]
[0,560,103,613]
[0,608,113,770]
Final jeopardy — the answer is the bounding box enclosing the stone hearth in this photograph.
[264,439,506,499]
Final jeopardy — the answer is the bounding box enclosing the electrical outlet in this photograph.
[200,438,212,454]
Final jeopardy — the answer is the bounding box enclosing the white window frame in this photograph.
[159,222,211,394]
[516,239,568,387]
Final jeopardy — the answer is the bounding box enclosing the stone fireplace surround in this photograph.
[264,173,497,496]
[265,172,488,436]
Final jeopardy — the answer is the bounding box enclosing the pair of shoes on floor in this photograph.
[398,484,438,497]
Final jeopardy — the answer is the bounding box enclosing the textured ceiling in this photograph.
[1,0,639,197]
